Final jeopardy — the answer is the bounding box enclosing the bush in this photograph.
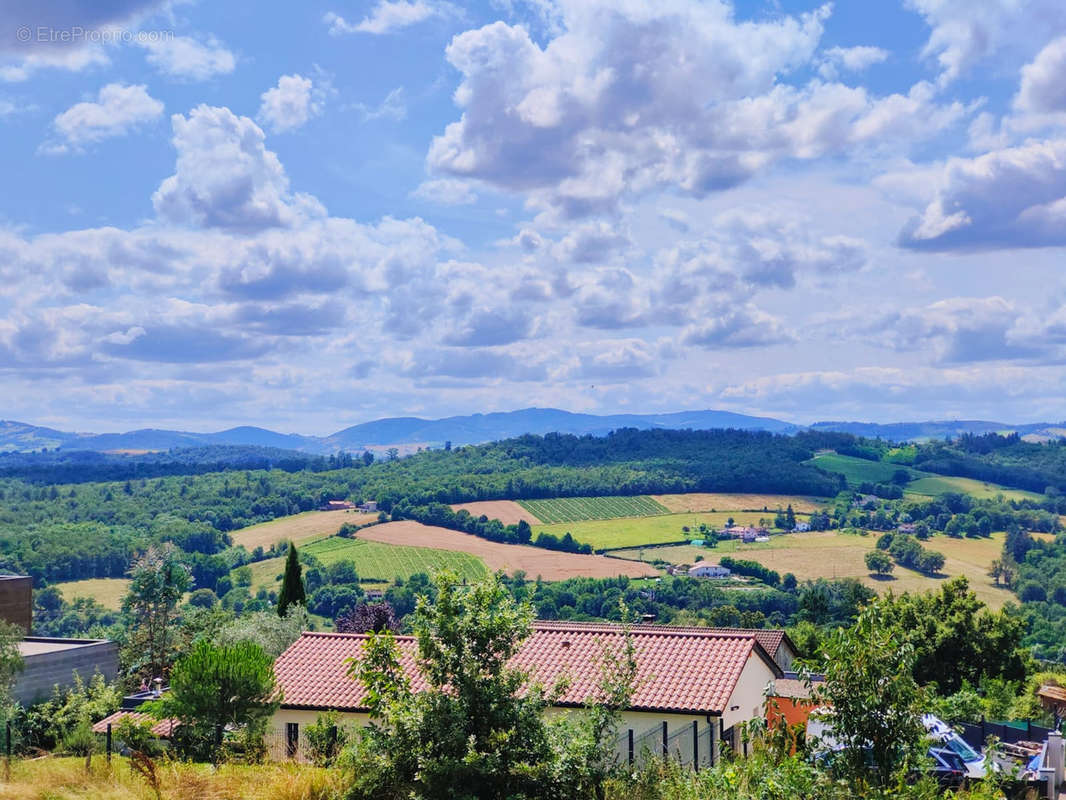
[305,710,350,766]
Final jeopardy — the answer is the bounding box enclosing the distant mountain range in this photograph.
[0,409,796,454]
[2,409,1064,455]
[808,419,1066,442]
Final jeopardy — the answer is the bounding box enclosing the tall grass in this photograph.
[0,757,345,800]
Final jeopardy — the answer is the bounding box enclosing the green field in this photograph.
[518,495,669,523]
[807,453,905,485]
[809,452,1039,500]
[248,537,488,588]
[536,510,797,550]
[905,475,1042,501]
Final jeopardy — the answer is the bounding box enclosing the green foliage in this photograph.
[864,550,894,575]
[114,715,162,755]
[214,605,311,659]
[810,601,929,789]
[277,543,306,616]
[0,620,23,707]
[719,556,780,586]
[122,543,192,681]
[875,577,1030,695]
[17,672,120,753]
[150,638,279,761]
[344,572,635,800]
[305,710,352,767]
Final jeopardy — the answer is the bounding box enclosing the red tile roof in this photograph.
[91,711,179,738]
[704,628,789,658]
[274,622,780,716]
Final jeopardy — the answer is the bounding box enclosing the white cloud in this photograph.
[257,74,326,133]
[1016,36,1066,114]
[898,138,1066,250]
[137,35,236,81]
[427,2,965,219]
[153,104,326,230]
[905,0,1066,86]
[323,1,455,35]
[682,306,794,349]
[817,45,889,80]
[412,178,477,205]
[43,83,163,154]
[0,0,166,81]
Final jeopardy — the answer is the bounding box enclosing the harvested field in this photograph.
[358,520,658,581]
[450,500,542,525]
[614,531,1014,609]
[230,510,369,551]
[54,577,130,610]
[517,495,668,524]
[652,493,828,514]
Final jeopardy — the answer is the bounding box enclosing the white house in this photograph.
[688,564,732,578]
[270,621,782,762]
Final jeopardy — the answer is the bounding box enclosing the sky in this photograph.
[2,0,1066,434]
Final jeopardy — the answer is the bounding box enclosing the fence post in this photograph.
[214,723,223,765]
[662,721,668,759]
[106,723,112,765]
[4,720,9,781]
[329,725,338,762]
[628,729,634,766]
[692,720,699,771]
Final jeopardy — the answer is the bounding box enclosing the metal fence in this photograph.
[615,721,719,771]
[959,720,1055,750]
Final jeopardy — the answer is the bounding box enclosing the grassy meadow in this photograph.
[53,577,131,611]
[229,510,365,551]
[248,536,488,589]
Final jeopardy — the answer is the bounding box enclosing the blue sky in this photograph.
[2,0,1066,433]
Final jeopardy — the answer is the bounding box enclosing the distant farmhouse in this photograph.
[688,564,732,579]
[319,500,356,511]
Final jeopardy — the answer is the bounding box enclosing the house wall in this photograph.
[0,576,32,634]
[14,640,119,705]
[721,652,778,730]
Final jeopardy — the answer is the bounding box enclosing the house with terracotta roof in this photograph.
[270,621,782,762]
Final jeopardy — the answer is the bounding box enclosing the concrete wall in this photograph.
[14,639,119,705]
[0,576,32,634]
[722,651,778,730]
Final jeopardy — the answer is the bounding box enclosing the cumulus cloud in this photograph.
[427,2,966,218]
[323,1,456,35]
[861,296,1048,364]
[682,306,793,349]
[906,0,1066,86]
[257,74,326,133]
[898,138,1066,250]
[137,35,236,80]
[43,83,163,154]
[1015,36,1066,114]
[153,104,325,231]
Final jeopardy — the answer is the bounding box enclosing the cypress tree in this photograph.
[277,543,306,617]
